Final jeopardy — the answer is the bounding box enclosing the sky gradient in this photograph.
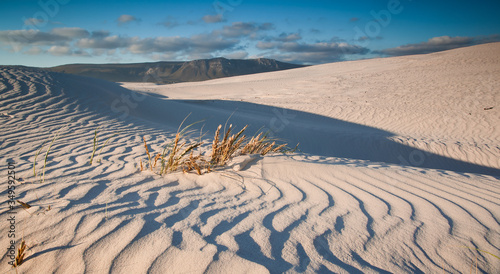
[0,0,499,67]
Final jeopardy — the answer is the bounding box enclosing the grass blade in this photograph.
[143,136,152,171]
[41,128,63,184]
[89,127,99,165]
[97,132,119,163]
[33,141,46,178]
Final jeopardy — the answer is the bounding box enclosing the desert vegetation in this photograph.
[32,127,65,184]
[140,120,295,175]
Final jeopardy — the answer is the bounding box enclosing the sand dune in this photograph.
[1,43,499,273]
[125,42,500,171]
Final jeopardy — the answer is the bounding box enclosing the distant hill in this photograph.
[45,58,305,84]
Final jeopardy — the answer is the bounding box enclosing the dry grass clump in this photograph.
[140,117,205,175]
[13,240,27,268]
[241,131,288,155]
[210,124,248,166]
[182,151,211,175]
[139,120,295,175]
[160,134,202,175]
[160,117,204,175]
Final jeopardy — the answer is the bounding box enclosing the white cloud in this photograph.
[47,45,90,56]
[203,14,225,23]
[275,32,302,42]
[77,35,132,49]
[24,18,45,26]
[51,27,90,39]
[256,41,278,50]
[376,35,500,56]
[265,41,369,64]
[0,30,71,47]
[0,22,371,64]
[24,46,44,55]
[280,41,368,54]
[47,45,72,56]
[0,28,91,49]
[217,22,274,38]
[117,14,140,25]
[91,30,111,38]
[126,36,188,53]
[75,32,238,58]
[224,51,248,59]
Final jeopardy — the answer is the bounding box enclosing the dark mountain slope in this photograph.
[46,58,305,84]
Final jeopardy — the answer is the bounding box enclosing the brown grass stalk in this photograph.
[143,137,152,171]
[182,152,207,175]
[210,125,222,164]
[153,153,161,168]
[158,130,203,175]
[241,132,291,155]
[211,124,248,166]
[13,240,27,268]
[139,119,297,175]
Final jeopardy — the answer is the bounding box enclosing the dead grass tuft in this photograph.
[182,151,211,175]
[139,119,296,175]
[143,137,152,171]
[241,132,289,155]
[210,124,248,166]
[13,240,27,268]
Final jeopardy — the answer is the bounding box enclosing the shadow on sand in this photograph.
[59,75,500,177]
[128,95,500,178]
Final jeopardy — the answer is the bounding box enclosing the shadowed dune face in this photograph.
[140,99,500,177]
[49,70,500,177]
[0,53,499,274]
[123,42,500,175]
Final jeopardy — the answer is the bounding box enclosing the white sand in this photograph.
[1,43,499,273]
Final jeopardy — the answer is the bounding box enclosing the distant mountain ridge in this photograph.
[45,57,305,84]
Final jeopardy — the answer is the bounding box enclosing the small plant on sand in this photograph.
[89,127,99,165]
[461,245,500,273]
[139,116,205,175]
[182,151,211,175]
[210,124,248,166]
[158,117,204,175]
[158,133,203,175]
[164,140,202,174]
[139,118,297,175]
[33,126,64,183]
[96,132,119,163]
[13,240,27,268]
[89,127,119,165]
[143,137,170,172]
[33,141,46,178]
[41,137,56,183]
[143,136,153,171]
[241,131,290,156]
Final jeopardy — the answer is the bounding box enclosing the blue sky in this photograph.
[0,0,499,67]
